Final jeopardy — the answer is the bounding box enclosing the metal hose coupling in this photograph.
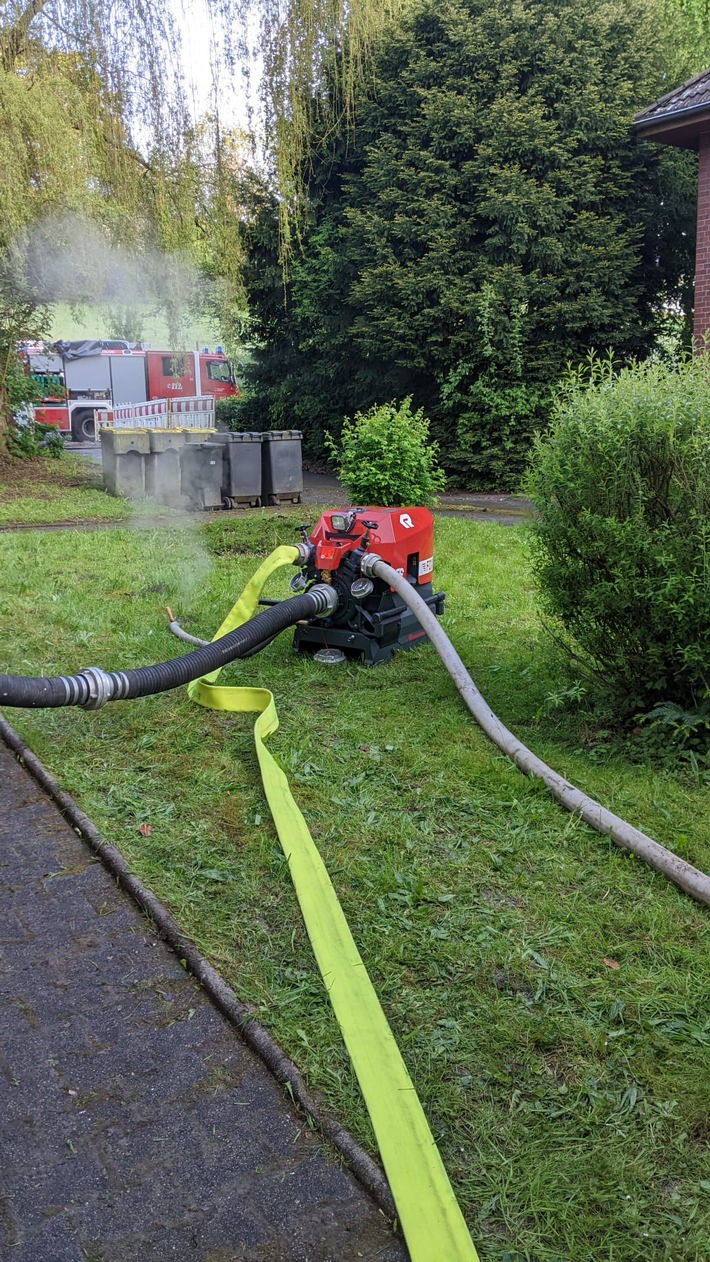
[293,541,314,565]
[360,552,383,580]
[77,666,115,710]
[308,583,340,617]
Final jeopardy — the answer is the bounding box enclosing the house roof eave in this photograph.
[632,102,710,149]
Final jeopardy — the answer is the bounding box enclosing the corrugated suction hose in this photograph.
[0,585,337,710]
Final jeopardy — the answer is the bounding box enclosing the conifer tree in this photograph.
[240,0,699,487]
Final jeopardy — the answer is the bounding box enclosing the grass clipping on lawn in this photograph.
[1,514,709,1260]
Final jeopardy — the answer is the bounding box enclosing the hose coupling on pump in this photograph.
[293,541,314,565]
[308,583,340,617]
[77,666,115,710]
[359,552,383,580]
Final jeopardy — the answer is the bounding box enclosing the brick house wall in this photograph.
[694,132,710,345]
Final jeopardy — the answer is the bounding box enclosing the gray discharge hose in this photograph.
[362,555,710,909]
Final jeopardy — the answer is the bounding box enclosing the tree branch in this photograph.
[1,0,53,70]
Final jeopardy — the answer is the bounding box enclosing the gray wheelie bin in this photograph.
[261,430,303,505]
[101,428,150,500]
[207,432,263,508]
[180,442,223,510]
[145,430,186,505]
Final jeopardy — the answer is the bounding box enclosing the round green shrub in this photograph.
[527,356,710,714]
[329,398,446,507]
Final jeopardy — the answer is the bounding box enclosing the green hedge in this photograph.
[527,357,710,715]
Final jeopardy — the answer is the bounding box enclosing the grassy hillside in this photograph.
[49,304,224,353]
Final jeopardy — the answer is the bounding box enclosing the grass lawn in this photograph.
[0,452,133,525]
[1,514,709,1260]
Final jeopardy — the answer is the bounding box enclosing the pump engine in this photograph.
[287,506,444,665]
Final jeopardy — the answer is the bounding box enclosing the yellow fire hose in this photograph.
[187,546,479,1262]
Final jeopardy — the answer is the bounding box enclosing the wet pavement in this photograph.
[0,741,406,1262]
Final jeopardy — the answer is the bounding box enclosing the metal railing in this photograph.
[97,396,216,431]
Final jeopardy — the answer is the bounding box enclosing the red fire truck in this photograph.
[22,340,238,441]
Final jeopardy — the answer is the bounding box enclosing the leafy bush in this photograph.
[641,700,710,775]
[527,356,710,715]
[215,395,258,431]
[4,353,64,458]
[328,398,446,507]
[439,367,552,490]
[4,351,42,415]
[9,413,65,459]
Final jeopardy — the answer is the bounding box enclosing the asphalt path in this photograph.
[0,739,406,1262]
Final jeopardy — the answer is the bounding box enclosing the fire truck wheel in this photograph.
[71,409,96,442]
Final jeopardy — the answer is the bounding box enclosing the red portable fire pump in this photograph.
[288,506,444,665]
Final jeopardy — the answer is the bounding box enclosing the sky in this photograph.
[174,0,254,131]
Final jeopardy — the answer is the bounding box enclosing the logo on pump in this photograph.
[399,513,414,529]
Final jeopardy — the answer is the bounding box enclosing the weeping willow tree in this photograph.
[253,0,406,257]
[0,0,195,433]
[188,119,253,350]
[0,0,405,437]
[0,0,407,269]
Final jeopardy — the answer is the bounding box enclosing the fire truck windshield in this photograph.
[205,360,233,384]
